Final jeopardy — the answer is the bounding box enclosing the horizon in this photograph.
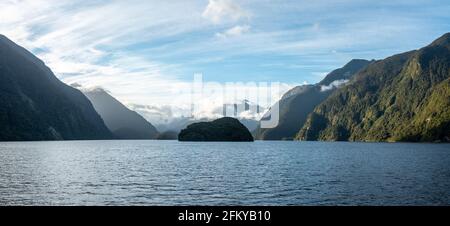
[1,0,450,211]
[1,0,450,122]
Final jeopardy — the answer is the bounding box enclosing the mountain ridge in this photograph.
[297,33,450,142]
[82,87,159,140]
[0,34,113,141]
[254,59,372,140]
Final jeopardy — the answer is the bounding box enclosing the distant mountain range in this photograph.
[130,99,264,133]
[297,33,450,142]
[0,35,112,141]
[81,87,159,140]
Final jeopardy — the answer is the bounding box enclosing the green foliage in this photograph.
[254,59,371,140]
[179,117,254,142]
[297,33,450,142]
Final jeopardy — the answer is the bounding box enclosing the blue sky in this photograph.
[1,0,450,110]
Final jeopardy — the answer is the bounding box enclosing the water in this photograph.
[0,140,449,206]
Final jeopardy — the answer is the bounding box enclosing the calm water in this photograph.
[0,141,449,206]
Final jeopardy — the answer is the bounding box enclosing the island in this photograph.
[178,117,254,142]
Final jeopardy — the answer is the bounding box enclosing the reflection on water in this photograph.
[0,141,449,206]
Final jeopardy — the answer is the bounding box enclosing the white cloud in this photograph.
[0,0,207,107]
[202,0,249,24]
[216,25,250,39]
[320,79,349,92]
[1,0,447,124]
[128,103,191,126]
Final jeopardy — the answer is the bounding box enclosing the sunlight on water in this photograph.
[0,141,449,206]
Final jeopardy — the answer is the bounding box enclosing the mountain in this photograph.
[239,118,260,132]
[82,88,159,139]
[0,35,112,141]
[178,117,254,142]
[130,99,264,133]
[219,99,264,132]
[157,131,178,140]
[297,33,450,142]
[254,59,372,140]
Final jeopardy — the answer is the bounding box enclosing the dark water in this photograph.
[0,141,449,206]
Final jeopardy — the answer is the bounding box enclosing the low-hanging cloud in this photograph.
[320,79,349,92]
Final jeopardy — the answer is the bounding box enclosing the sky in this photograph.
[1,0,450,118]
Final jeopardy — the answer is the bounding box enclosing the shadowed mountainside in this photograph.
[254,59,372,140]
[83,88,159,140]
[0,35,112,141]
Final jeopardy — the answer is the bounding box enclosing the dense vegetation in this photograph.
[179,117,254,142]
[297,33,450,142]
[0,35,112,141]
[254,59,371,140]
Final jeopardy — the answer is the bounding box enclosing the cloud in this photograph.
[0,0,208,107]
[128,103,191,125]
[320,79,349,92]
[1,0,449,123]
[202,0,249,24]
[216,25,250,38]
[128,79,296,125]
